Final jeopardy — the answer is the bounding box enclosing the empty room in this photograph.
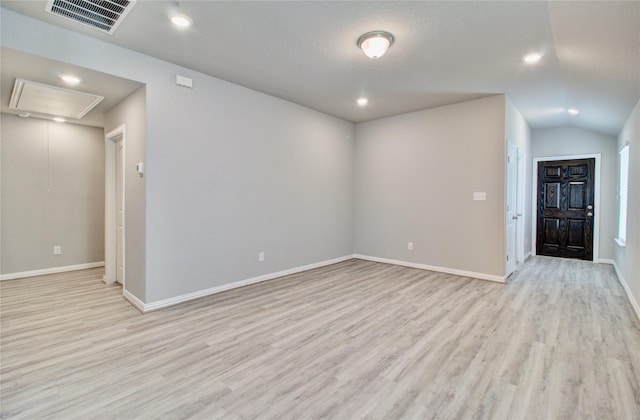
[1,1,639,418]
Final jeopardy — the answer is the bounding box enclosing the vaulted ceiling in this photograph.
[2,1,639,135]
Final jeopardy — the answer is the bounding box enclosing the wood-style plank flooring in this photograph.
[1,257,639,419]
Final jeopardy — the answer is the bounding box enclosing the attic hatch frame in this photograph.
[45,0,137,34]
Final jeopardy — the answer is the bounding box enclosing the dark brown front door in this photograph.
[536,158,595,261]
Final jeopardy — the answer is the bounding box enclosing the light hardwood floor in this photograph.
[1,257,639,419]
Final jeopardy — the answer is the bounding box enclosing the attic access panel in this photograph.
[9,79,104,119]
[45,0,136,34]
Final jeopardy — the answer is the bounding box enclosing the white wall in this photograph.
[1,8,355,303]
[505,97,533,260]
[532,126,617,260]
[615,99,640,315]
[104,87,146,300]
[354,95,507,277]
[1,114,104,275]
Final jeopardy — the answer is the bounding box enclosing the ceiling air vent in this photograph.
[45,0,137,34]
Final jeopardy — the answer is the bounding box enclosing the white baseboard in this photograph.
[135,255,356,313]
[598,258,615,265]
[611,261,640,323]
[0,262,105,281]
[353,254,506,284]
[123,289,146,313]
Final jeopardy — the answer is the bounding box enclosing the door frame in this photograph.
[531,153,601,262]
[516,150,526,264]
[506,143,518,276]
[104,125,126,287]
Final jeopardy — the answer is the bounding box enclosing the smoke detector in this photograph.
[45,0,137,34]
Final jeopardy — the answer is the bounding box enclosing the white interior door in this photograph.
[506,143,517,276]
[116,139,124,284]
[516,151,526,263]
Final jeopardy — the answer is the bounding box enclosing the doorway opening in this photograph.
[104,125,126,287]
[532,154,601,262]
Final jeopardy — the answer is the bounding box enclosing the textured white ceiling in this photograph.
[2,1,638,135]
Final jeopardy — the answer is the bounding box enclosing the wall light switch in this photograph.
[473,192,487,201]
[136,162,144,176]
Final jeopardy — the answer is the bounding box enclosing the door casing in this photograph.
[532,153,601,262]
[506,143,517,276]
[105,125,126,287]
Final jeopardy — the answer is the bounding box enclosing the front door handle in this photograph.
[587,205,593,210]
[587,212,593,217]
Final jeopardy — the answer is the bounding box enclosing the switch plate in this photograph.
[54,245,62,255]
[473,192,487,201]
[408,242,414,250]
[258,251,265,262]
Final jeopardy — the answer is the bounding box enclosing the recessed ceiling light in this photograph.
[522,52,542,64]
[567,108,580,115]
[170,12,192,28]
[18,112,30,118]
[53,117,66,123]
[357,97,368,106]
[60,74,81,85]
[357,31,394,59]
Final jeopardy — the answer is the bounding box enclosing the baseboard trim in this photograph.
[611,261,640,323]
[0,262,105,281]
[353,254,506,284]
[136,255,355,313]
[123,289,146,313]
[598,258,615,265]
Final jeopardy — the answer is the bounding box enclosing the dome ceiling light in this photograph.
[357,31,394,59]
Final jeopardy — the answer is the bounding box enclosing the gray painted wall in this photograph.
[1,114,104,274]
[354,95,507,277]
[1,8,355,303]
[144,80,355,302]
[615,99,639,311]
[532,126,617,260]
[104,87,147,300]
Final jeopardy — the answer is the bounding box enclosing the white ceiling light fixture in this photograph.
[60,74,81,85]
[357,97,368,106]
[567,107,580,115]
[53,117,66,123]
[522,52,542,64]
[357,31,394,59]
[170,11,192,28]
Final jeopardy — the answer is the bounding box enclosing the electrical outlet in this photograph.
[258,251,265,262]
[53,245,62,255]
[408,242,414,250]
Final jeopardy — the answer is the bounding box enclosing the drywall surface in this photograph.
[505,97,533,260]
[354,95,507,277]
[532,126,617,260]
[104,87,147,301]
[144,78,355,302]
[1,8,355,302]
[615,99,639,312]
[1,114,104,274]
